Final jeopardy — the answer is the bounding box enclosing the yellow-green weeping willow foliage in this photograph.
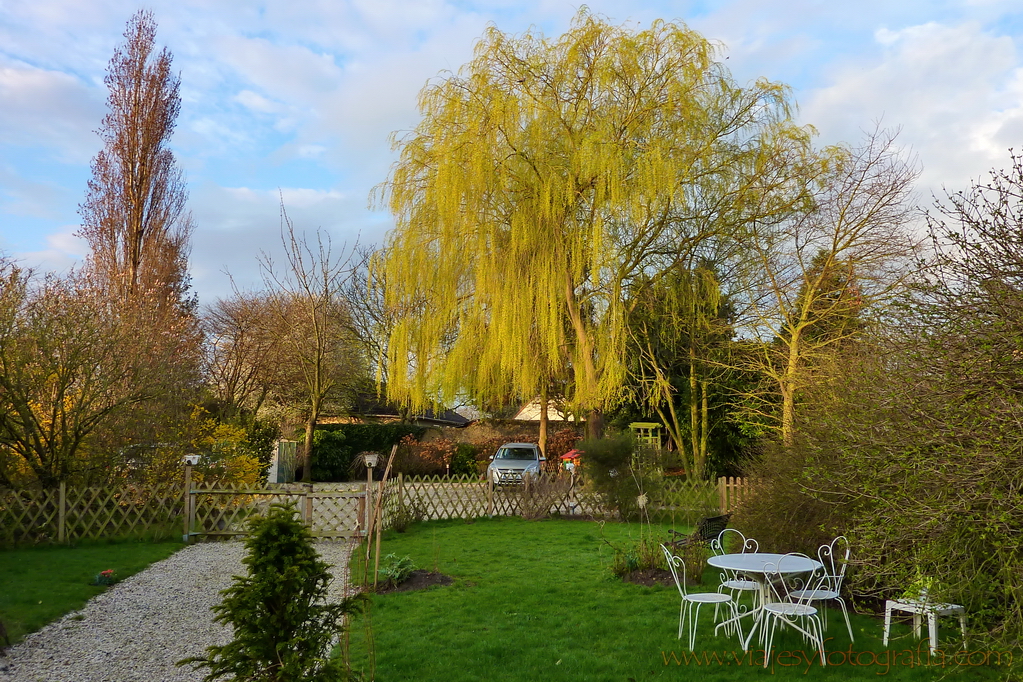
[376,10,816,425]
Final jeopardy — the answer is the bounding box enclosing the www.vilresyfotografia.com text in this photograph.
[661,640,1012,675]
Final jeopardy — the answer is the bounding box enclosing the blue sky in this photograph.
[2,0,1022,302]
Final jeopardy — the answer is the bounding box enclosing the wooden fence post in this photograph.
[487,476,494,517]
[188,485,197,541]
[356,494,366,536]
[365,467,374,538]
[717,477,745,514]
[182,464,192,543]
[398,472,404,512]
[304,483,314,529]
[58,481,66,543]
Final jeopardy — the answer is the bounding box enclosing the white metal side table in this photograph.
[882,597,966,656]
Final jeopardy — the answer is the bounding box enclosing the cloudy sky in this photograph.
[2,0,1022,303]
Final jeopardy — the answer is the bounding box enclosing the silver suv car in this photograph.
[487,443,544,485]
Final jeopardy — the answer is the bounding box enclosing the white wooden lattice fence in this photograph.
[1,474,748,544]
[0,482,183,545]
[379,474,748,526]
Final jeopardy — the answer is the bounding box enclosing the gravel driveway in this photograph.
[0,540,357,682]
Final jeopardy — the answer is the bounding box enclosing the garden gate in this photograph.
[183,482,368,541]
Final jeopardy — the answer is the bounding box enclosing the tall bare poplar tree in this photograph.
[73,11,202,480]
[79,10,193,306]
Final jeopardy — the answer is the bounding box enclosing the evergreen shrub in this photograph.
[449,443,478,476]
[179,503,362,681]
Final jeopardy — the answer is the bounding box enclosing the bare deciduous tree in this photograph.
[202,293,282,418]
[260,206,365,482]
[342,247,395,388]
[733,126,921,444]
[0,264,178,488]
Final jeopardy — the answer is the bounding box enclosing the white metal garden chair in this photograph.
[710,528,761,619]
[660,543,742,650]
[788,536,854,641]
[761,553,828,668]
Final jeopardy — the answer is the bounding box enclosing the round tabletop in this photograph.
[706,552,821,574]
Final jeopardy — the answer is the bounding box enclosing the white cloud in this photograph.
[801,21,1023,193]
[234,89,284,114]
[215,36,345,108]
[277,187,348,208]
[15,226,88,274]
[874,27,901,46]
[186,182,383,300]
[0,59,103,163]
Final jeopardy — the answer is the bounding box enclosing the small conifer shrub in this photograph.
[180,502,361,681]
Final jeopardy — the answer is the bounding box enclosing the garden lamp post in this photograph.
[362,452,378,552]
[182,454,200,542]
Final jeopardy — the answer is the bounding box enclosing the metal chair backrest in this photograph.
[711,528,759,556]
[764,553,827,607]
[818,536,850,592]
[660,543,689,598]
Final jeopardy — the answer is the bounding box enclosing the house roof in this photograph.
[511,397,569,421]
[349,393,470,427]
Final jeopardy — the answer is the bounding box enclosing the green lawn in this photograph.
[348,517,1009,681]
[0,539,183,644]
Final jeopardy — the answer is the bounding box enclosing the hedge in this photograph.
[310,423,426,481]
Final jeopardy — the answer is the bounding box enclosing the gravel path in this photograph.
[0,540,357,682]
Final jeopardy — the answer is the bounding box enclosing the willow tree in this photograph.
[377,11,813,437]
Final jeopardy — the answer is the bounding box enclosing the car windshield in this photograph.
[495,447,537,461]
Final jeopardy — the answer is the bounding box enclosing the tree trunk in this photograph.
[691,361,699,480]
[699,379,709,479]
[781,329,802,447]
[564,272,601,429]
[539,386,548,457]
[655,400,685,471]
[585,408,604,440]
[302,415,316,483]
[689,345,699,477]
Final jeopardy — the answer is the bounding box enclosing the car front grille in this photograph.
[495,468,537,483]
[495,468,522,481]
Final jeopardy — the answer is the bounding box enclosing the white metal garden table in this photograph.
[707,552,823,651]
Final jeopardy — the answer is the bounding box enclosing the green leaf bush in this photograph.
[377,553,416,587]
[578,434,662,520]
[310,424,425,481]
[449,443,478,477]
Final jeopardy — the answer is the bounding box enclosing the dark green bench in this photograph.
[666,513,732,549]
